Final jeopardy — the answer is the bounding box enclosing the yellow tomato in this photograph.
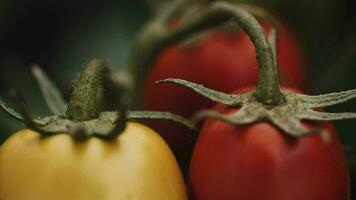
[0,122,188,200]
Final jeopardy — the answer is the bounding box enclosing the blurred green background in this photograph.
[0,0,356,196]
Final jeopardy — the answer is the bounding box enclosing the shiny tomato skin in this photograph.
[0,122,188,200]
[142,21,306,153]
[189,87,349,200]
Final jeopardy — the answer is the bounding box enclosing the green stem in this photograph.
[129,0,192,95]
[130,1,283,106]
[0,59,198,138]
[66,59,110,121]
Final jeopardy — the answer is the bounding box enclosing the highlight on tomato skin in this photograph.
[142,16,307,163]
[189,87,350,200]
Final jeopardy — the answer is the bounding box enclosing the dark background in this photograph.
[1,0,356,197]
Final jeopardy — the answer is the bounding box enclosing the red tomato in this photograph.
[189,87,349,200]
[142,19,307,158]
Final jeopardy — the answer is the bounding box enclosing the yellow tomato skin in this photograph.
[0,122,188,200]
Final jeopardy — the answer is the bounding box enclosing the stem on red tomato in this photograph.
[131,1,284,106]
[66,59,110,121]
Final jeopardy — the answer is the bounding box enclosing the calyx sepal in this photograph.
[0,106,196,139]
[0,60,196,140]
[158,78,356,137]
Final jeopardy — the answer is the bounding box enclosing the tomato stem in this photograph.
[0,59,197,140]
[131,1,283,106]
[210,3,282,105]
[66,59,110,121]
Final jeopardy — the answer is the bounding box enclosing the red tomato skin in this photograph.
[142,21,306,151]
[189,87,349,200]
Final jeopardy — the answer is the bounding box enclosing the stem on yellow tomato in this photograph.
[66,59,110,121]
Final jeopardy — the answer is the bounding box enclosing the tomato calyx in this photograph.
[155,3,356,138]
[0,59,196,140]
[158,78,356,137]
